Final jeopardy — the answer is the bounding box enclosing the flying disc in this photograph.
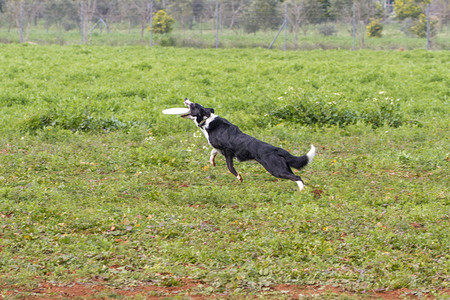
[162,107,190,115]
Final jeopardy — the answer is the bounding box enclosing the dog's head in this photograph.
[182,98,215,126]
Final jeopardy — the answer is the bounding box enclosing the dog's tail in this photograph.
[286,144,316,170]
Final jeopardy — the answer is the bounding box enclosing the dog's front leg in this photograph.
[209,149,219,167]
[225,154,243,182]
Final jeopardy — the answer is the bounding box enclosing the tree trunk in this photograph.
[80,0,97,44]
[19,1,23,43]
[25,20,31,42]
[293,24,299,48]
[140,23,145,42]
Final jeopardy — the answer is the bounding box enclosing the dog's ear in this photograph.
[196,107,213,124]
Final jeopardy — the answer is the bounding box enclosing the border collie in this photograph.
[181,98,316,191]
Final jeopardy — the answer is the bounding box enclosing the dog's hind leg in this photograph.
[209,148,219,167]
[225,154,243,182]
[259,156,305,191]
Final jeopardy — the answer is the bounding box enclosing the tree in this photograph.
[129,0,154,42]
[432,0,448,26]
[80,0,98,44]
[317,0,332,20]
[192,0,203,21]
[329,0,353,22]
[241,4,259,33]
[394,0,425,20]
[219,0,250,30]
[241,0,282,33]
[168,0,191,29]
[409,12,437,37]
[6,0,43,42]
[329,0,382,48]
[366,18,383,37]
[0,0,6,13]
[152,9,174,33]
[395,0,438,38]
[43,0,79,32]
[287,0,324,47]
[96,0,120,25]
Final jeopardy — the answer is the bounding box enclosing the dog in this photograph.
[181,98,316,191]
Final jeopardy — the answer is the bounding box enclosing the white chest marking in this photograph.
[198,114,217,146]
[197,114,222,158]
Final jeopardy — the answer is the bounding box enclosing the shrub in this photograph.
[159,35,177,47]
[367,19,383,38]
[409,14,438,38]
[270,88,356,127]
[360,97,404,128]
[394,0,423,20]
[400,18,416,36]
[318,24,337,36]
[63,21,77,31]
[271,98,358,127]
[241,15,260,34]
[151,10,175,34]
[270,88,405,128]
[21,109,131,133]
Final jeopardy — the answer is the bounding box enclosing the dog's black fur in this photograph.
[181,98,315,191]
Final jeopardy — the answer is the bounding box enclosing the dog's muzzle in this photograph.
[182,98,192,118]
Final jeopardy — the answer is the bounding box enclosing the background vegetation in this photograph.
[0,44,448,298]
[0,0,449,50]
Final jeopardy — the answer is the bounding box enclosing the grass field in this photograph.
[0,44,449,298]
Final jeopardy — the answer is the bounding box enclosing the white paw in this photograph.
[296,181,305,191]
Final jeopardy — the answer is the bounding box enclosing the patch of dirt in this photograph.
[310,189,325,199]
[2,281,448,299]
[2,278,208,299]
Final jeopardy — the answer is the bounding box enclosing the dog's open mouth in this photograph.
[180,107,191,118]
[182,98,192,118]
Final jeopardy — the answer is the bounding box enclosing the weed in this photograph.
[271,88,406,128]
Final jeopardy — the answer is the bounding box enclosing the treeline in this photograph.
[0,0,448,43]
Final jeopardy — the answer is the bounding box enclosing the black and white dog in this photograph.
[181,98,316,191]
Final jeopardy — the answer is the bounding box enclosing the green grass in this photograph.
[0,44,448,298]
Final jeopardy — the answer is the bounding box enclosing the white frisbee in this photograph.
[162,107,190,115]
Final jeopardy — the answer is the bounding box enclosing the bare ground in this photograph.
[2,279,448,299]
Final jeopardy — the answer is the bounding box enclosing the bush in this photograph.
[270,88,405,128]
[241,13,260,34]
[360,97,404,128]
[400,18,416,36]
[394,0,423,20]
[21,109,132,133]
[409,14,438,38]
[271,98,358,127]
[318,24,337,36]
[159,35,177,47]
[367,19,383,38]
[151,10,175,34]
[63,21,77,31]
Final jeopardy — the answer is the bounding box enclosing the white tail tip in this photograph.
[307,144,316,163]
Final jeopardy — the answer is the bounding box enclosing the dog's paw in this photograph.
[209,160,216,167]
[296,181,305,191]
[237,174,243,182]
